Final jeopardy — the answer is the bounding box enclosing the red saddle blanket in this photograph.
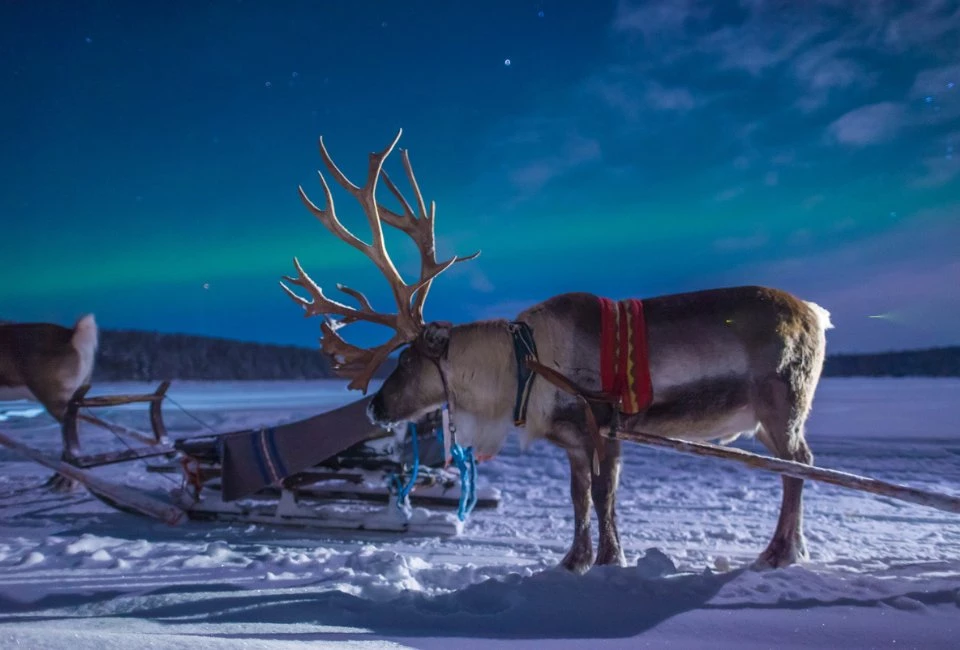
[599,297,654,414]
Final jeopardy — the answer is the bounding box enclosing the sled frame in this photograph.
[61,381,175,468]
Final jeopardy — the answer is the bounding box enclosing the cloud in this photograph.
[612,0,708,39]
[467,267,495,293]
[506,133,601,197]
[910,154,959,188]
[881,0,960,52]
[908,63,960,125]
[797,56,862,92]
[644,82,698,112]
[732,155,752,171]
[509,162,560,195]
[798,260,960,352]
[910,62,960,98]
[820,62,958,148]
[827,102,908,146]
[830,217,857,233]
[702,22,823,78]
[788,228,813,246]
[713,207,960,351]
[793,44,873,112]
[471,1,960,351]
[585,78,644,121]
[585,75,701,122]
[770,151,796,166]
[712,186,745,203]
[477,1,959,214]
[712,233,768,252]
[615,0,824,76]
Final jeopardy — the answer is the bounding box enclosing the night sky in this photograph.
[2,1,958,353]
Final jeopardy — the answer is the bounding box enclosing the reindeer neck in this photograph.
[445,321,516,423]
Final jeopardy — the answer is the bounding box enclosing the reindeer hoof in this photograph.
[43,473,80,494]
[753,536,809,570]
[594,547,626,567]
[559,547,594,575]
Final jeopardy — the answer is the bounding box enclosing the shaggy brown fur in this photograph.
[0,316,98,421]
[0,315,99,491]
[369,286,832,572]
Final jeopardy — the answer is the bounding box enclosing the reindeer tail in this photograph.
[72,314,99,355]
[804,301,834,331]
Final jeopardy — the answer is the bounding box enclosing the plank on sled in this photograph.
[614,429,960,515]
[219,395,384,501]
[0,429,187,525]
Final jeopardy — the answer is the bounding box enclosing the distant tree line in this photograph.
[93,329,397,382]
[823,347,960,378]
[86,329,959,381]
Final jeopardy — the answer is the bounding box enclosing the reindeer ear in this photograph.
[420,321,453,359]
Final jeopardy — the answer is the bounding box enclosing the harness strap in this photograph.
[509,321,538,426]
[505,319,619,471]
[525,358,622,407]
[524,358,621,467]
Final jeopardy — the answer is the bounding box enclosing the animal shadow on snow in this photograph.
[53,549,741,640]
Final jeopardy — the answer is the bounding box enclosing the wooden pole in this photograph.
[78,413,159,447]
[0,429,187,525]
[613,429,960,515]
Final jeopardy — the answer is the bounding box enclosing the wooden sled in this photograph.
[0,383,500,536]
[164,410,500,535]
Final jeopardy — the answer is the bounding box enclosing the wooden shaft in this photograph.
[0,429,187,525]
[79,392,166,407]
[613,429,960,515]
[149,380,171,443]
[78,413,158,447]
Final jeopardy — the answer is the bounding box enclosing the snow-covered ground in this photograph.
[0,378,958,648]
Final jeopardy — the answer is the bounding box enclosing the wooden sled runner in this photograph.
[0,428,186,525]
[0,381,500,535]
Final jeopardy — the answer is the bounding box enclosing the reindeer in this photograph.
[281,130,833,572]
[0,315,99,490]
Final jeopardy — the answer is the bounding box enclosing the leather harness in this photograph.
[508,321,621,466]
[418,320,622,471]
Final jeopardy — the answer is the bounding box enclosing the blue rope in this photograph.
[392,422,420,510]
[438,426,478,522]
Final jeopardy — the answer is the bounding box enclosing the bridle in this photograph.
[413,322,459,454]
[411,319,615,474]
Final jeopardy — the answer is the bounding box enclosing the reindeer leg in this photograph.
[25,381,80,493]
[592,437,625,567]
[753,376,814,569]
[558,442,595,574]
[42,472,81,493]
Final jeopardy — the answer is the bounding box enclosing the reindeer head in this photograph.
[365,320,456,427]
[281,130,479,425]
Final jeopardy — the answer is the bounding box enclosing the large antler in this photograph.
[280,129,479,393]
